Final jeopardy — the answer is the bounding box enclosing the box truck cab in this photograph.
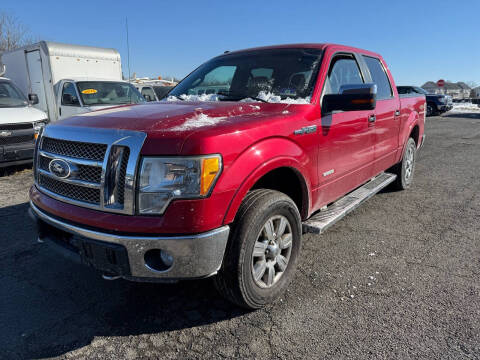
[1,41,145,121]
[0,65,48,167]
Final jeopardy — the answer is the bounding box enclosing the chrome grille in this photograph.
[41,137,107,161]
[0,134,34,145]
[38,173,100,204]
[77,165,102,183]
[35,125,146,215]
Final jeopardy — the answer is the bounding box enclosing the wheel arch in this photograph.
[223,159,311,225]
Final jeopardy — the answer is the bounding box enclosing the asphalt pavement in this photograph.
[0,112,479,359]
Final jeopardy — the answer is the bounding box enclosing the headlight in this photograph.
[137,155,222,214]
[437,97,446,103]
[33,120,48,139]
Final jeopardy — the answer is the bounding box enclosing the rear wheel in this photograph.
[390,137,416,190]
[426,103,436,117]
[214,189,302,309]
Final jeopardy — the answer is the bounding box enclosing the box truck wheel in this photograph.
[214,189,302,309]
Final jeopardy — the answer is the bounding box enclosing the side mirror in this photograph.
[322,83,377,113]
[28,93,39,105]
[62,93,73,105]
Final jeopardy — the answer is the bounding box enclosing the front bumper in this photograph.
[0,141,35,167]
[30,201,230,281]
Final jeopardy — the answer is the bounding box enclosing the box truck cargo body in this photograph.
[1,41,144,121]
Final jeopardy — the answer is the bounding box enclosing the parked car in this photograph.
[30,44,425,309]
[1,41,145,121]
[0,66,48,167]
[397,86,452,116]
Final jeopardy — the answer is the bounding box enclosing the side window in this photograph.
[363,56,393,100]
[61,82,80,106]
[324,55,364,95]
[141,87,156,101]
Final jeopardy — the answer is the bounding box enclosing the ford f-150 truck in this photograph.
[30,44,425,309]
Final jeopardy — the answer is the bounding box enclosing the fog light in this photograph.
[144,249,174,272]
[160,250,174,267]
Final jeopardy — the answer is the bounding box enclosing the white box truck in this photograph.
[1,41,145,121]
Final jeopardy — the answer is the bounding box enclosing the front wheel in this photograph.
[390,137,417,190]
[214,189,302,309]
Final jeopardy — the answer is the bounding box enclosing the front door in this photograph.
[362,56,400,174]
[317,53,375,206]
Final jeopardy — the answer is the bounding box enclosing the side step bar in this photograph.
[302,172,397,234]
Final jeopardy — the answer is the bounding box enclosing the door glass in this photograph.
[324,56,364,95]
[363,56,393,100]
[61,82,80,106]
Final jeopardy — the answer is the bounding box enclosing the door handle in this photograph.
[395,109,401,116]
[368,114,376,123]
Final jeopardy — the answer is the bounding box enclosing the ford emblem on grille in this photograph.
[49,158,71,179]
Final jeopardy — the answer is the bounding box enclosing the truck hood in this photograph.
[0,105,48,125]
[57,101,300,154]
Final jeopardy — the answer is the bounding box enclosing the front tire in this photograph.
[214,189,302,309]
[390,137,416,190]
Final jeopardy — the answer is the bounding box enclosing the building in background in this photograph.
[421,81,471,100]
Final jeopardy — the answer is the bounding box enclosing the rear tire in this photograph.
[426,103,436,117]
[390,137,416,190]
[214,189,302,309]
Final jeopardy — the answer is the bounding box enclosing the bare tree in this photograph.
[0,12,36,52]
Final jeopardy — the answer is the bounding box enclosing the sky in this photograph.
[2,0,479,86]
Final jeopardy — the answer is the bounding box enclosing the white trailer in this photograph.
[1,41,144,121]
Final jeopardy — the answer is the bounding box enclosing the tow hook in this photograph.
[102,273,121,281]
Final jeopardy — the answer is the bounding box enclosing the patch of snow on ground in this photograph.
[168,113,227,131]
[448,102,480,113]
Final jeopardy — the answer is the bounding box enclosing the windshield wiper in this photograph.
[217,91,269,103]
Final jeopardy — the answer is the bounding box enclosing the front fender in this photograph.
[219,137,314,225]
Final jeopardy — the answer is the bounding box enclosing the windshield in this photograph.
[0,80,28,108]
[168,48,323,103]
[76,81,145,106]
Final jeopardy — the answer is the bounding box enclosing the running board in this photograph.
[302,172,397,234]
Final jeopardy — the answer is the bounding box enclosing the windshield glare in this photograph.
[0,81,28,108]
[167,48,323,104]
[76,81,145,106]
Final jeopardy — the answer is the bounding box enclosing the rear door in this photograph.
[317,53,375,205]
[26,50,48,113]
[362,55,401,174]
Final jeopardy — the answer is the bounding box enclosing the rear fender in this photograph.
[397,110,422,163]
[221,137,312,225]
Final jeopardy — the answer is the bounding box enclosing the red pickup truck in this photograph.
[30,44,425,309]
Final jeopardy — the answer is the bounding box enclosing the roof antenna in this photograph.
[125,17,131,83]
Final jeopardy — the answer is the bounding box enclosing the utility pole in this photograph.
[126,17,131,83]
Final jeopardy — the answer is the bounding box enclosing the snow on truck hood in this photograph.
[0,105,48,125]
[53,101,308,155]
[59,101,300,133]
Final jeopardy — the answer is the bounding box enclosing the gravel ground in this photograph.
[0,113,479,359]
